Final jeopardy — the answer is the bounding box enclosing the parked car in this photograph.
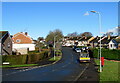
[75,48,81,52]
[79,49,90,62]
[82,47,89,51]
[73,46,77,51]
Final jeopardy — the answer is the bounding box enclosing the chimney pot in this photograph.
[25,32,28,36]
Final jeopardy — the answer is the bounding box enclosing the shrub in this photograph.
[55,50,62,56]
[2,50,50,65]
[2,55,27,65]
[78,46,87,48]
[91,48,120,60]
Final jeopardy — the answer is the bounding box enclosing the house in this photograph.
[116,37,120,49]
[89,35,117,48]
[78,36,91,46]
[99,36,117,48]
[62,36,80,46]
[89,36,100,48]
[62,36,92,47]
[118,44,120,49]
[108,39,118,49]
[12,32,35,54]
[109,37,120,49]
[0,31,12,55]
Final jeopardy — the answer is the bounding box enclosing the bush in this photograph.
[55,50,62,56]
[91,48,120,60]
[28,50,39,54]
[2,55,27,65]
[78,46,87,48]
[2,50,50,65]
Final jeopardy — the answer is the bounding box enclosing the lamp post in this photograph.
[90,10,102,72]
[54,35,57,60]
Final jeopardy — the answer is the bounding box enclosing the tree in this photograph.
[103,32,113,36]
[36,37,44,52]
[80,32,93,37]
[45,29,63,45]
[67,32,78,37]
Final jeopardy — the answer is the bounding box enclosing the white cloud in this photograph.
[84,11,89,16]
[108,27,118,33]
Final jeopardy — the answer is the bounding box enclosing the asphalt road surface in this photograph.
[2,47,98,82]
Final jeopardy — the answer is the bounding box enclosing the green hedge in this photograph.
[78,46,87,48]
[91,48,120,61]
[2,55,27,65]
[2,50,50,65]
[28,51,49,64]
[55,50,62,56]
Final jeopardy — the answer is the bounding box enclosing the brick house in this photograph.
[12,32,35,53]
[0,31,12,55]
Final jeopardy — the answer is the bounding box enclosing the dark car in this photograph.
[73,46,77,51]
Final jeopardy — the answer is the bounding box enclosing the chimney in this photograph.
[108,34,110,40]
[25,32,28,36]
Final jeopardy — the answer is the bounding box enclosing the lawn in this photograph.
[94,59,120,82]
[0,64,38,68]
[49,56,61,61]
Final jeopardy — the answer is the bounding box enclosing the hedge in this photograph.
[2,50,50,65]
[2,55,27,65]
[91,48,120,61]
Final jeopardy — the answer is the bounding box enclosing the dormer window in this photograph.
[16,39,21,43]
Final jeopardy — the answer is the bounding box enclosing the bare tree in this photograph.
[80,32,93,37]
[45,29,63,45]
[36,37,44,52]
[67,32,78,37]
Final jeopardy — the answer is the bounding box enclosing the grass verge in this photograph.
[0,64,38,68]
[94,59,120,82]
[49,56,61,61]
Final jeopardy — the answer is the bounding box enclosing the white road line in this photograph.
[73,63,89,82]
[3,49,71,77]
[2,55,63,77]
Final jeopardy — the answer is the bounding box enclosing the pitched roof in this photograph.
[90,36,117,44]
[64,36,82,40]
[115,39,120,43]
[100,36,117,44]
[13,32,32,40]
[89,36,100,43]
[0,31,8,39]
[79,36,91,41]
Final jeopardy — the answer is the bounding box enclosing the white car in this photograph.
[75,48,81,52]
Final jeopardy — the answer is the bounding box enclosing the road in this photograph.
[2,47,92,82]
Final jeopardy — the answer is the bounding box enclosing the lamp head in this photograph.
[90,10,97,13]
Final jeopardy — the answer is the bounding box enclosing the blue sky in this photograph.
[2,2,118,39]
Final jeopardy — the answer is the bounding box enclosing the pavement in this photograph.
[76,58,99,82]
[2,47,99,83]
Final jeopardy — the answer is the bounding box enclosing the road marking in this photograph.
[3,49,73,77]
[73,63,89,82]
[3,53,63,77]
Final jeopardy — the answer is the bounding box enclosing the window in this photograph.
[8,43,10,48]
[110,44,112,48]
[16,39,21,43]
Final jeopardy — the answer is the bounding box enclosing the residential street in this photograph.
[2,47,98,82]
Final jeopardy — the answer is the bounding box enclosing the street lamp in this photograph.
[54,35,58,60]
[90,10,102,72]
